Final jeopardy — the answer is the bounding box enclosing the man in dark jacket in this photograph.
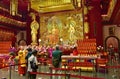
[52,45,62,68]
[52,45,62,79]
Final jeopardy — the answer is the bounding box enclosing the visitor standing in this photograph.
[25,48,32,66]
[17,46,27,76]
[52,45,62,79]
[27,50,38,79]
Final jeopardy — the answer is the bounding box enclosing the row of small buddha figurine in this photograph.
[76,39,97,57]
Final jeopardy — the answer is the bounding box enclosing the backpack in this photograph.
[52,58,59,68]
[52,54,61,68]
[30,57,38,71]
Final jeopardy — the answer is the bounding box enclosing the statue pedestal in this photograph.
[31,42,38,46]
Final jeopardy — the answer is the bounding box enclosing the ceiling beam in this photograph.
[109,0,120,24]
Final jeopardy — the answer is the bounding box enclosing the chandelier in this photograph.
[10,0,18,16]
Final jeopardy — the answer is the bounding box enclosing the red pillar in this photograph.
[88,0,103,46]
[26,15,32,45]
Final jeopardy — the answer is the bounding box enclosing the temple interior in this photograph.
[0,0,120,79]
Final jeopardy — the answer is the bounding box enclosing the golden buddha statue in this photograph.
[30,13,39,45]
[67,16,77,44]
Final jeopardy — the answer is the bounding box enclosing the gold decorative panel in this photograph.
[0,15,26,27]
[31,0,75,13]
[40,12,84,45]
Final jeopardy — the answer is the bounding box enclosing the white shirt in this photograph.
[27,55,38,72]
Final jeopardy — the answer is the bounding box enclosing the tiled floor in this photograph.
[0,60,120,79]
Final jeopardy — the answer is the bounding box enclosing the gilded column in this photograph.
[84,6,89,39]
[39,16,46,44]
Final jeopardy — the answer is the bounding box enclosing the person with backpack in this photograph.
[27,49,38,79]
[52,45,62,68]
[52,45,62,79]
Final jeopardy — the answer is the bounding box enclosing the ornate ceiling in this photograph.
[0,0,120,24]
[1,0,111,14]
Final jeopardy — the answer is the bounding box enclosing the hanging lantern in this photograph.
[10,0,18,16]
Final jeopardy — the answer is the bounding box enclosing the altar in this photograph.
[61,55,97,71]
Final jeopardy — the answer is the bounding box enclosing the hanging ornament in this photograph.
[10,0,18,16]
